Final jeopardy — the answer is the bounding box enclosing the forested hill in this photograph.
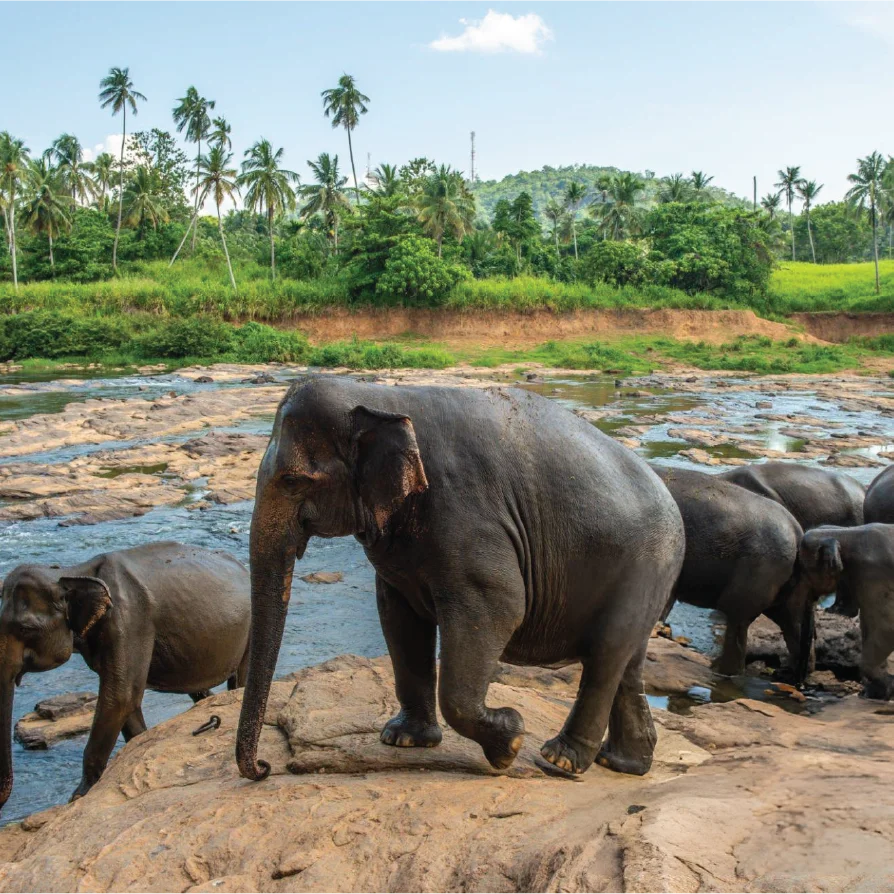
[471,164,749,219]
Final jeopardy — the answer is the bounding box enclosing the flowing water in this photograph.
[0,368,889,821]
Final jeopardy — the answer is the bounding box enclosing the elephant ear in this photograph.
[59,576,112,638]
[818,539,844,574]
[350,405,429,534]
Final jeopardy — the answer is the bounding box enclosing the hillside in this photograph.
[471,163,749,219]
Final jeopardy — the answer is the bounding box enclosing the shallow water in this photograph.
[0,368,890,821]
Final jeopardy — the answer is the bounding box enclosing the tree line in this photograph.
[1,66,891,303]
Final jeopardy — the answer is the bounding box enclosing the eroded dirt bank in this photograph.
[0,649,891,893]
[792,311,894,343]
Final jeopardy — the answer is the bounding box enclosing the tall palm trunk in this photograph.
[346,128,361,204]
[789,199,795,261]
[112,107,126,273]
[170,208,201,267]
[217,201,237,294]
[572,220,578,260]
[49,233,54,273]
[191,138,201,252]
[554,226,559,257]
[268,205,276,281]
[872,203,880,295]
[9,198,17,292]
[806,205,816,264]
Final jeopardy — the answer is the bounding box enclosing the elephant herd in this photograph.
[0,376,893,810]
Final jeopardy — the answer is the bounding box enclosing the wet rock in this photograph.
[824,453,887,468]
[299,571,344,585]
[747,611,862,672]
[14,693,97,750]
[193,376,214,384]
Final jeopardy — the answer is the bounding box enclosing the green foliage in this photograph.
[580,241,651,287]
[375,236,468,306]
[133,315,236,358]
[769,260,894,311]
[0,310,131,360]
[791,202,874,263]
[308,338,452,370]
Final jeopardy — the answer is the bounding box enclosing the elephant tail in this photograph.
[795,568,816,689]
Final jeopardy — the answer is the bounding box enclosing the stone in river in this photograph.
[14,692,97,750]
[300,571,345,584]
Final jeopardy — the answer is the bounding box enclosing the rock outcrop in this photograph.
[1,648,892,892]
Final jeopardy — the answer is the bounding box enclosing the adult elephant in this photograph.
[237,376,685,779]
[653,466,808,680]
[865,465,894,524]
[0,543,250,810]
[718,462,865,530]
[799,524,894,699]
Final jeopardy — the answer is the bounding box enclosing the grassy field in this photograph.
[769,260,894,312]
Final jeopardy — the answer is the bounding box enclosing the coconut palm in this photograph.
[563,182,586,260]
[49,134,95,206]
[760,191,782,219]
[796,179,823,264]
[0,132,31,290]
[173,87,215,251]
[690,171,714,200]
[123,165,169,238]
[846,152,888,294]
[238,139,299,280]
[98,67,146,271]
[543,199,565,257]
[775,166,801,261]
[416,165,475,257]
[659,173,692,203]
[299,152,352,254]
[22,157,72,272]
[86,152,116,209]
[369,163,401,198]
[321,74,369,203]
[209,116,232,151]
[195,145,239,292]
[590,172,645,240]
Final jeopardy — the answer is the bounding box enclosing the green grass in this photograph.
[768,260,894,312]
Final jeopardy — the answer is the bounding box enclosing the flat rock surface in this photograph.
[1,651,893,893]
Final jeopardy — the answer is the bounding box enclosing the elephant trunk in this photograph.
[236,495,305,782]
[0,636,22,811]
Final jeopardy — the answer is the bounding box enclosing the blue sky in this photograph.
[3,2,893,205]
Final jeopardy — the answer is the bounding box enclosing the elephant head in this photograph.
[0,566,111,809]
[236,381,428,782]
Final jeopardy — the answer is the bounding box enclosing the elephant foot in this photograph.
[69,778,94,803]
[861,677,894,701]
[480,707,525,770]
[540,733,597,775]
[596,740,653,776]
[380,711,442,748]
[710,656,745,678]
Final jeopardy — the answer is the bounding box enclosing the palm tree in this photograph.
[369,163,401,197]
[543,199,565,257]
[98,67,146,272]
[86,152,116,209]
[796,179,823,264]
[846,152,888,294]
[124,166,169,238]
[299,152,351,254]
[22,157,72,272]
[49,134,95,206]
[238,139,299,280]
[659,173,692,203]
[563,182,586,260]
[690,171,714,200]
[195,145,239,292]
[760,191,782,219]
[173,86,215,251]
[590,172,645,240]
[0,132,31,290]
[416,165,475,257]
[775,166,801,261]
[321,74,369,203]
[209,116,232,151]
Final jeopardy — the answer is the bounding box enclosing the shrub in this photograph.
[232,322,310,363]
[376,237,468,306]
[134,316,236,359]
[580,241,650,287]
[0,311,131,360]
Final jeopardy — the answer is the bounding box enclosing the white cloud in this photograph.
[430,10,553,55]
[82,134,137,163]
[839,2,894,47]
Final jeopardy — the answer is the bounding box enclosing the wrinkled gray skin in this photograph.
[0,542,250,809]
[237,376,685,779]
[799,524,894,699]
[719,462,865,616]
[865,465,894,525]
[653,466,809,680]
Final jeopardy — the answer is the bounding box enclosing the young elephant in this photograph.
[653,466,808,679]
[238,376,685,780]
[0,542,250,809]
[865,466,894,525]
[799,524,894,700]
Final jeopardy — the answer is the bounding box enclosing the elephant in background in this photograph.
[0,542,250,809]
[653,466,809,680]
[237,376,685,779]
[799,524,894,699]
[865,466,894,524]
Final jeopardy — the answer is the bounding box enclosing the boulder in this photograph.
[747,610,862,673]
[14,692,97,750]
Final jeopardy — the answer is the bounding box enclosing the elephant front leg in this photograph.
[860,622,894,701]
[714,616,749,676]
[377,578,442,749]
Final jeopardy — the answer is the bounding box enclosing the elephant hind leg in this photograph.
[597,646,657,776]
[189,690,212,703]
[231,643,250,690]
[121,706,147,742]
[860,616,894,700]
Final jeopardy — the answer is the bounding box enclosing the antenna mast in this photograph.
[470,131,476,183]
